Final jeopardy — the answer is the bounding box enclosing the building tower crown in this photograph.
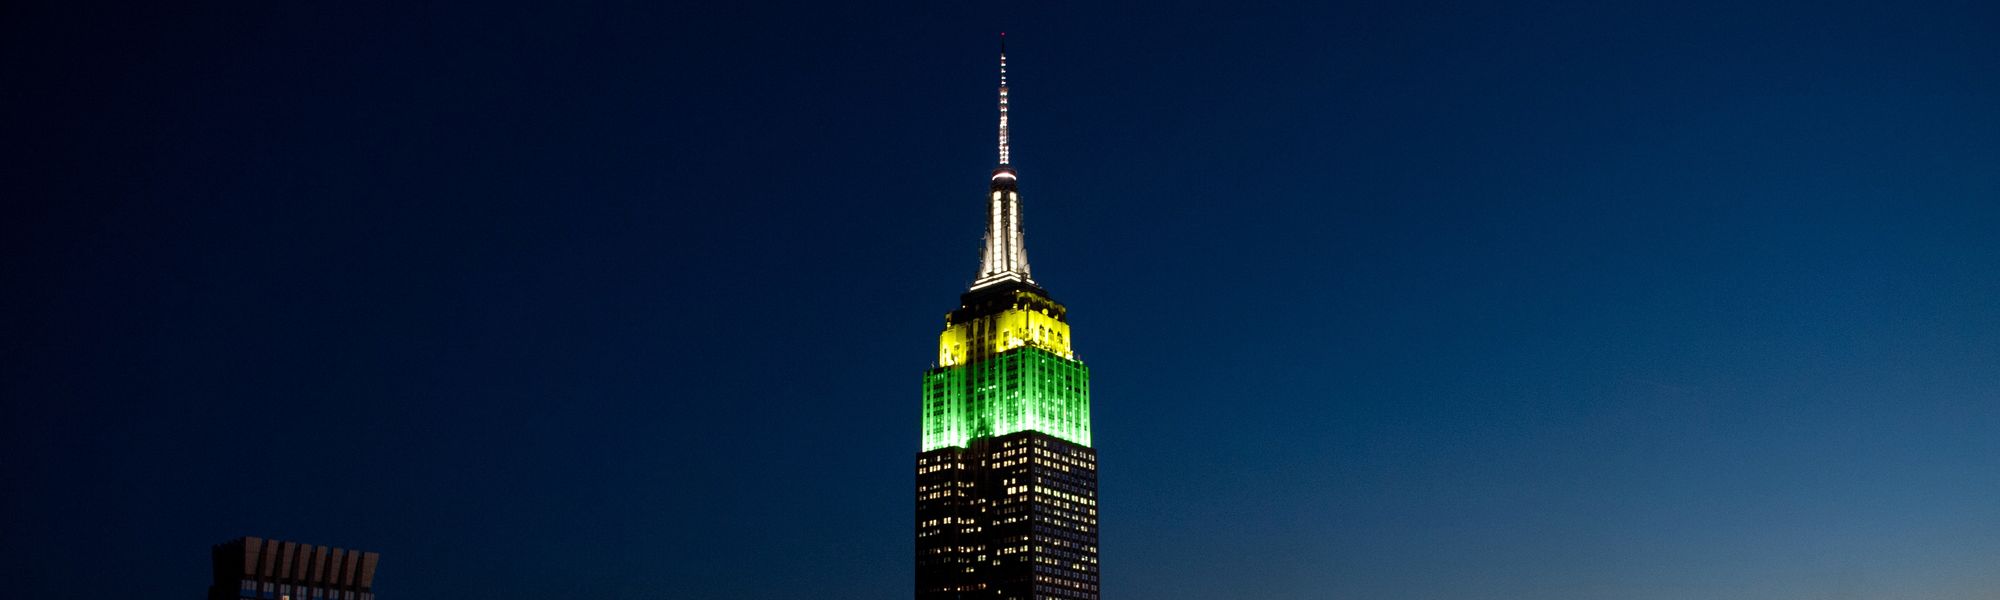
[974,33,1031,290]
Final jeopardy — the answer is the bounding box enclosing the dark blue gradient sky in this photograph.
[5,1,1998,598]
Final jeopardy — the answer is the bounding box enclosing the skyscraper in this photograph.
[916,36,1100,600]
[209,536,379,600]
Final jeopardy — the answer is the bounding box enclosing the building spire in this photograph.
[996,33,1010,166]
[974,33,1031,290]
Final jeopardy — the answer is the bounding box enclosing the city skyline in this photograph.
[5,2,2000,599]
[210,537,379,600]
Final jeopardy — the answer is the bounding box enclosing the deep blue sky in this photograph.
[4,1,1998,598]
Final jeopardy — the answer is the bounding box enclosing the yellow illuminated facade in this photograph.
[937,293,1074,367]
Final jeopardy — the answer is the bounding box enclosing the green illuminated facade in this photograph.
[922,346,1091,451]
[916,38,1101,600]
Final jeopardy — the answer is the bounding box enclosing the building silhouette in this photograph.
[916,36,1101,600]
[209,536,378,600]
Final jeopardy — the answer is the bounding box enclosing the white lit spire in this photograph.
[974,33,1032,290]
[996,33,1011,166]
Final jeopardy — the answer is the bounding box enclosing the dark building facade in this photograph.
[916,38,1100,600]
[209,537,379,600]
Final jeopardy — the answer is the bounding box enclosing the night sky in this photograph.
[5,1,1999,598]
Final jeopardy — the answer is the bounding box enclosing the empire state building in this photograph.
[915,37,1101,600]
